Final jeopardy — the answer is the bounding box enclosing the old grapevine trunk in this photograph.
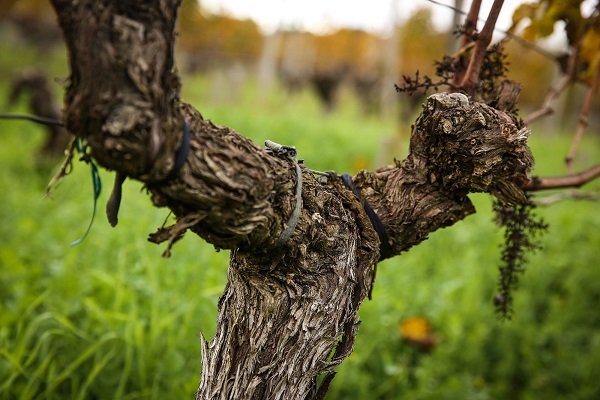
[50,1,533,398]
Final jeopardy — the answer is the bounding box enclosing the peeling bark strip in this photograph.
[50,1,535,398]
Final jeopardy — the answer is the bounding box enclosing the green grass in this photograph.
[0,121,228,398]
[1,50,600,399]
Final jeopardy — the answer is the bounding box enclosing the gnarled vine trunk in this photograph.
[50,1,533,398]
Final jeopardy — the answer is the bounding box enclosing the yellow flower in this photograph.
[399,316,439,350]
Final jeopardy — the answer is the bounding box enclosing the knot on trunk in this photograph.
[407,92,533,205]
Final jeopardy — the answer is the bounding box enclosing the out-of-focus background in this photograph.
[1,0,599,399]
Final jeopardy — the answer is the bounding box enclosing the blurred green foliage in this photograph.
[1,48,600,400]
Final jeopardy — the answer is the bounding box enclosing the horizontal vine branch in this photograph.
[526,163,600,191]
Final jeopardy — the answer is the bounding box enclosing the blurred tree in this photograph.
[7,69,70,161]
[513,0,599,84]
[1,0,61,47]
[177,0,263,71]
[510,0,600,171]
[0,0,19,18]
[277,28,384,112]
[398,7,447,75]
[0,0,54,20]
[504,40,554,108]
[279,30,317,92]
[396,7,448,120]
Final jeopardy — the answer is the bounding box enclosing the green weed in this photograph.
[1,51,600,400]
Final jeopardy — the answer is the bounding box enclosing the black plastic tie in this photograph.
[341,173,393,261]
[164,119,191,181]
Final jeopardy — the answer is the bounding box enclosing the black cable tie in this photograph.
[0,112,64,126]
[164,119,191,181]
[341,173,393,261]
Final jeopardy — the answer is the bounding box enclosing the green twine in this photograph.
[70,138,102,247]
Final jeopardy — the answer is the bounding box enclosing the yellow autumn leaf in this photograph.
[511,2,538,31]
[577,27,600,85]
[400,316,431,341]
